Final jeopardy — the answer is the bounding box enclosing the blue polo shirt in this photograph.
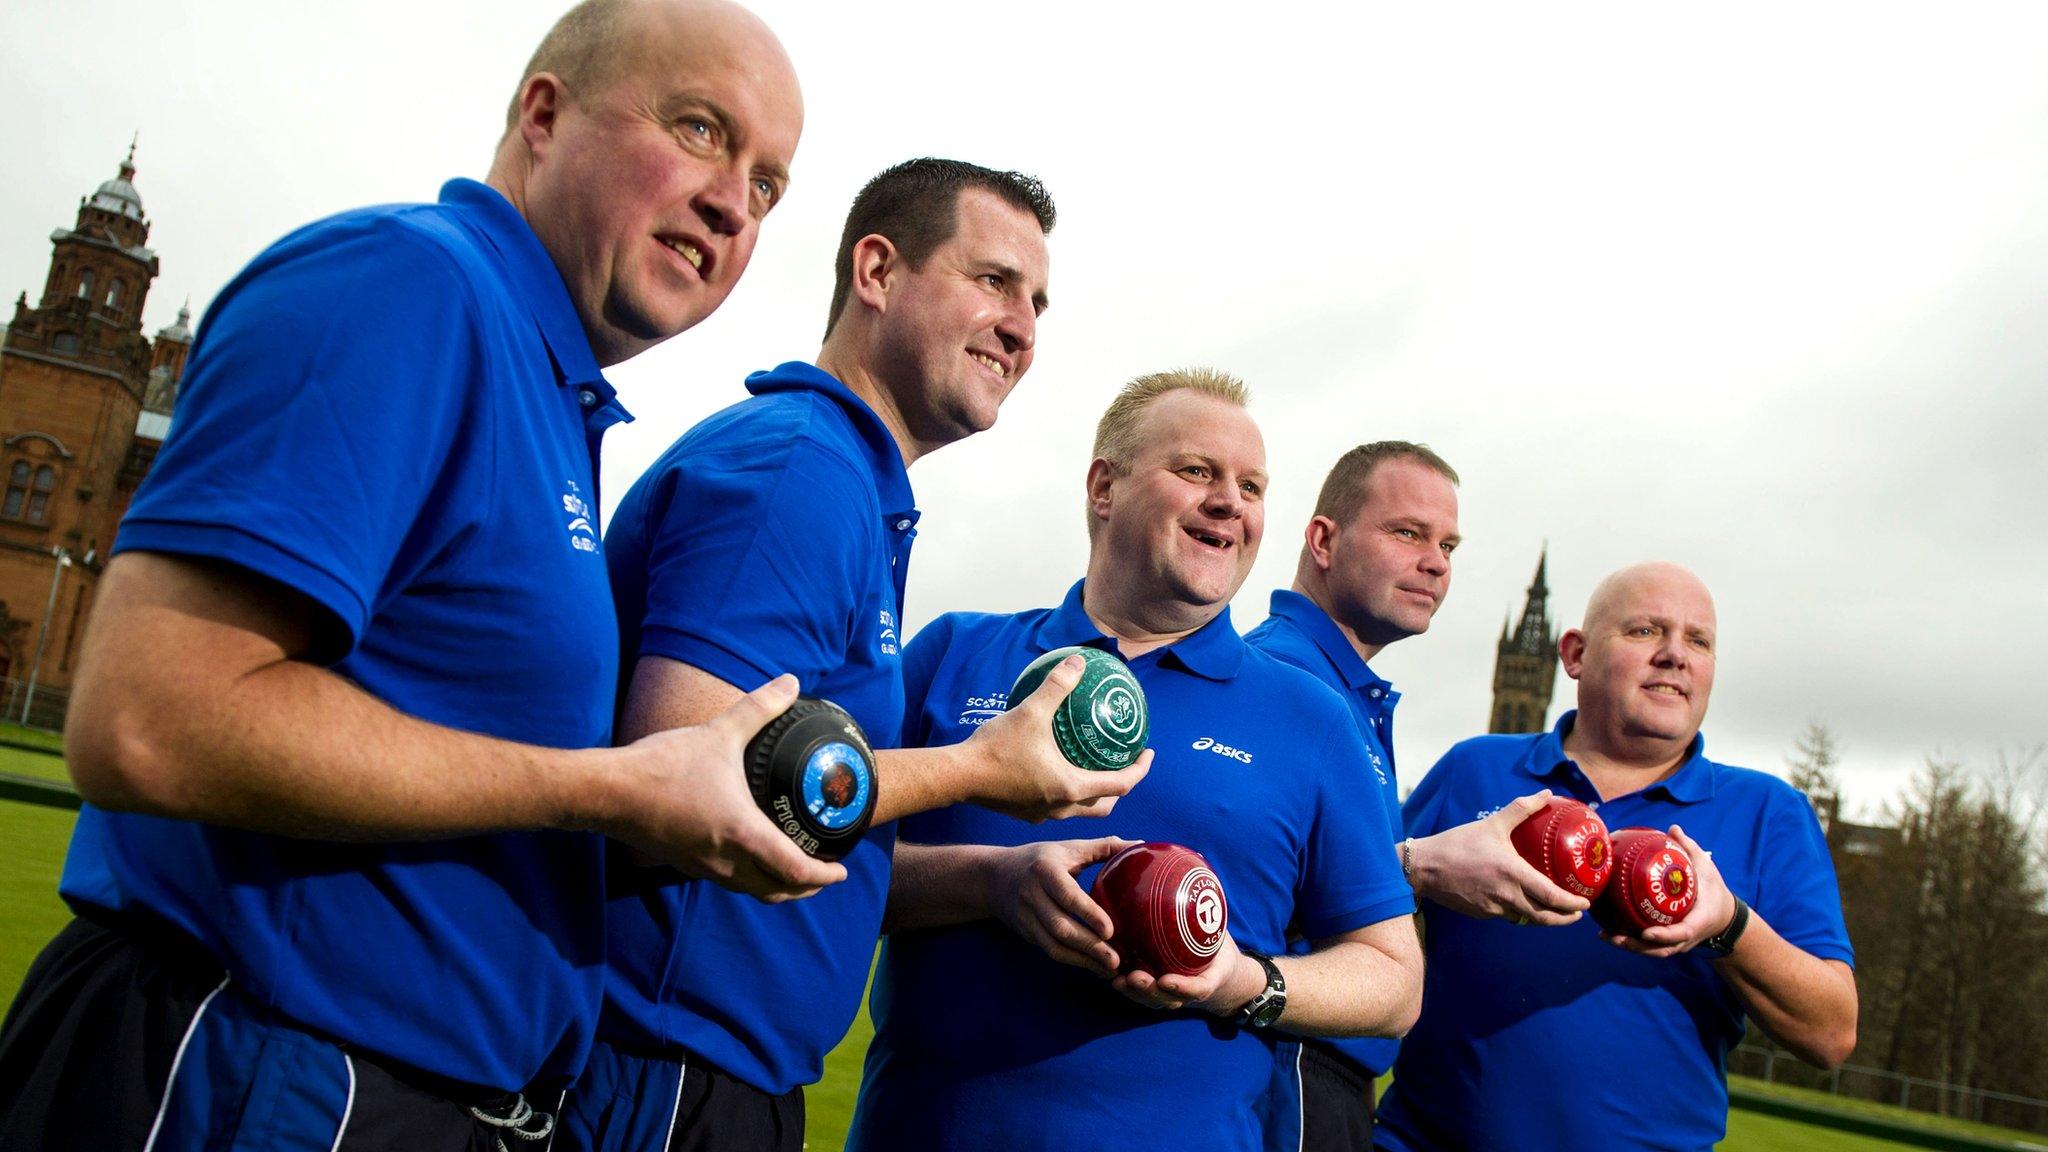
[61,178,631,1090]
[599,361,916,1094]
[1244,589,1408,1096]
[847,580,1414,1152]
[1376,712,1854,1152]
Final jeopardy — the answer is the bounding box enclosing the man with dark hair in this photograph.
[557,157,1146,1152]
[1376,563,1857,1152]
[0,2,820,1149]
[847,373,1421,1152]
[824,157,1055,338]
[1247,442,1590,1149]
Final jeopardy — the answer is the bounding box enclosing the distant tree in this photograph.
[1786,721,1843,828]
[1860,753,2048,1120]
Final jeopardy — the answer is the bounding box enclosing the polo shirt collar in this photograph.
[1518,710,1716,804]
[1034,579,1246,682]
[1265,589,1395,696]
[438,179,629,423]
[746,362,916,522]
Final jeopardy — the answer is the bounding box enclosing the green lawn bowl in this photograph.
[1008,646,1149,771]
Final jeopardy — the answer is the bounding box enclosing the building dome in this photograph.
[89,145,145,221]
[156,301,193,344]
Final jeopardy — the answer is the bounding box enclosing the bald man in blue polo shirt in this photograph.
[561,159,1148,1152]
[0,3,836,1149]
[1376,562,1858,1152]
[847,370,1423,1152]
[1247,441,1594,1150]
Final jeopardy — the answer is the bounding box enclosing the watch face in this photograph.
[1249,993,1286,1028]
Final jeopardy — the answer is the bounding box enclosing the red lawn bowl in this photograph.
[1509,797,1614,899]
[1091,842,1228,978]
[1593,828,1698,936]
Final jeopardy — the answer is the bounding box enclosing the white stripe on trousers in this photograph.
[327,1054,357,1152]
[661,1059,689,1151]
[140,975,232,1152]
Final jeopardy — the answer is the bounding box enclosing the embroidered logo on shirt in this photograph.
[879,610,899,657]
[561,481,597,554]
[1366,747,1391,788]
[958,691,1009,727]
[1191,736,1254,764]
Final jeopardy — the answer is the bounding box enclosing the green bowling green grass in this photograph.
[0,739,71,785]
[0,743,77,1011]
[1719,1108,1935,1150]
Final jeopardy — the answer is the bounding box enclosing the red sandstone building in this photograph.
[0,148,188,725]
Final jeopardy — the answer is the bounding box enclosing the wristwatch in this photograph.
[1234,950,1287,1029]
[1701,897,1751,957]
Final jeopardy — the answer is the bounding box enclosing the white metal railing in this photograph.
[0,677,69,733]
[1729,1040,2048,1136]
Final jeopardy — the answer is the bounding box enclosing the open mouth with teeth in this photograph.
[970,352,1007,378]
[1644,683,1687,698]
[1184,526,1232,551]
[660,236,707,273]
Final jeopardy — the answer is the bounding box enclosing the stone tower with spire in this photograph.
[1489,548,1560,733]
[0,145,191,716]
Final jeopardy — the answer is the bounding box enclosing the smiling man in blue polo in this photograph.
[563,159,1150,1152]
[1247,442,1601,1150]
[1376,562,1859,1152]
[847,370,1423,1152]
[0,3,837,1149]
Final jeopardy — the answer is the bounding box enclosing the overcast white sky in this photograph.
[5,1,2044,820]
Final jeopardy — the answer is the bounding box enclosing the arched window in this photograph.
[77,270,95,300]
[3,461,29,519]
[26,465,55,522]
[105,279,124,310]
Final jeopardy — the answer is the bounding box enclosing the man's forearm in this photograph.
[872,744,972,824]
[882,840,1010,931]
[1713,913,1858,1068]
[1270,919,1424,1038]
[66,556,608,841]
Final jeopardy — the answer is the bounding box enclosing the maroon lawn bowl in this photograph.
[1593,828,1698,936]
[1509,797,1614,899]
[1091,842,1229,978]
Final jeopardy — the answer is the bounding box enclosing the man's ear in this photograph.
[1302,515,1340,573]
[848,233,900,316]
[514,74,568,160]
[1085,457,1118,527]
[1559,629,1587,679]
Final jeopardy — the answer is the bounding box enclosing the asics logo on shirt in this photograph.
[1191,736,1254,763]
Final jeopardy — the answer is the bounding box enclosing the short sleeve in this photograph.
[632,427,873,691]
[1754,788,1856,966]
[115,219,479,653]
[1295,718,1417,940]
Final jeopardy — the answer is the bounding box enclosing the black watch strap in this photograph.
[1234,950,1287,1029]
[1702,897,1751,957]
